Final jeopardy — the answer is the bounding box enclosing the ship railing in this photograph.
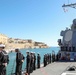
[7,59,16,75]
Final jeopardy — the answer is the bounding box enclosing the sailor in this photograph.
[15,48,25,75]
[52,53,55,62]
[61,46,63,51]
[43,54,47,67]
[26,50,31,75]
[0,44,9,75]
[69,47,71,52]
[54,53,56,61]
[46,54,48,64]
[58,52,61,60]
[30,52,34,73]
[43,54,45,67]
[56,54,59,61]
[33,52,36,70]
[72,46,75,51]
[52,51,55,62]
[48,54,50,64]
[49,53,51,63]
[65,46,68,51]
[37,53,41,68]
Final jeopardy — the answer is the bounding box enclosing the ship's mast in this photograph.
[62,2,76,9]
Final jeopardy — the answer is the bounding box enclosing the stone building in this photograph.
[0,34,8,44]
[0,33,49,49]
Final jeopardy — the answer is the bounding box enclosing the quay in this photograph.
[30,62,76,75]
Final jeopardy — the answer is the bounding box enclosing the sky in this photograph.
[0,0,76,46]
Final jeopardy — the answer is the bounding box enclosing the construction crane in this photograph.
[62,0,76,9]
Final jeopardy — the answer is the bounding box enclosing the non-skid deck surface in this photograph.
[30,62,76,75]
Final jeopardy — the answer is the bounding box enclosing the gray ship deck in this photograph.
[30,62,76,75]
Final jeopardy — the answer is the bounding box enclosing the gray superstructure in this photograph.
[58,19,76,61]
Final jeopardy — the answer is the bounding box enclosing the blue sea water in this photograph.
[7,47,60,75]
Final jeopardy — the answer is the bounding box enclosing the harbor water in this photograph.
[7,47,60,75]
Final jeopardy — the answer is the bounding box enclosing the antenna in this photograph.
[62,3,76,9]
[62,0,70,12]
